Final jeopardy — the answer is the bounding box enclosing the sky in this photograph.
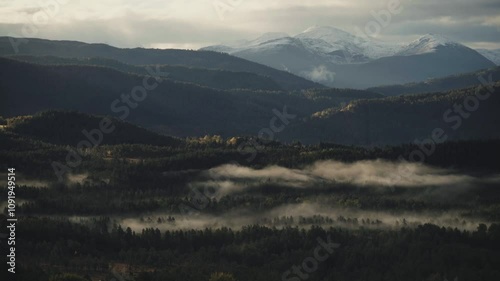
[0,0,499,50]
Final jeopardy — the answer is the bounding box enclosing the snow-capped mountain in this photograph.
[201,26,496,88]
[295,26,367,59]
[203,26,399,65]
[396,34,461,56]
[203,27,473,63]
[295,26,400,60]
[477,49,500,65]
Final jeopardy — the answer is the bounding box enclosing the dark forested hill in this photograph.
[0,37,325,90]
[2,57,498,145]
[287,83,500,144]
[368,66,500,96]
[0,58,372,138]
[5,111,182,146]
[5,55,283,91]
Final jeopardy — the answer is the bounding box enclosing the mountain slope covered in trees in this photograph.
[0,57,378,139]
[368,66,500,96]
[1,57,498,145]
[5,55,283,91]
[5,111,182,146]
[0,37,325,90]
[289,83,500,144]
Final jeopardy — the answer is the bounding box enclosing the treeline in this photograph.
[2,123,499,182]
[2,216,500,281]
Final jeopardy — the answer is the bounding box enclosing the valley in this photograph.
[1,18,500,281]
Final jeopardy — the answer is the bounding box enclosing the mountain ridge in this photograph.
[0,36,325,91]
[0,57,377,140]
[202,26,495,88]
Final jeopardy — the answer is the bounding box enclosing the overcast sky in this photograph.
[0,0,499,50]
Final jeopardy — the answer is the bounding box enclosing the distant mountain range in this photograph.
[0,36,324,91]
[6,55,283,91]
[1,57,499,145]
[202,26,496,89]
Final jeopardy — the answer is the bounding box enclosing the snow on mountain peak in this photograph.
[296,26,404,60]
[201,27,473,63]
[398,34,461,56]
[418,33,457,45]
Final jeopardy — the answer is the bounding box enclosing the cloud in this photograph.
[0,0,499,49]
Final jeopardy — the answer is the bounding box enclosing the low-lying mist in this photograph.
[10,160,499,234]
[111,202,489,232]
[190,160,499,197]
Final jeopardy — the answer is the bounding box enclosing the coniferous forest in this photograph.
[1,5,500,279]
[1,110,500,280]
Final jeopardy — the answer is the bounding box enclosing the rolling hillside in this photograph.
[0,37,325,91]
[0,57,373,139]
[285,83,500,144]
[5,111,182,146]
[2,57,497,145]
[368,67,500,96]
[5,55,283,91]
